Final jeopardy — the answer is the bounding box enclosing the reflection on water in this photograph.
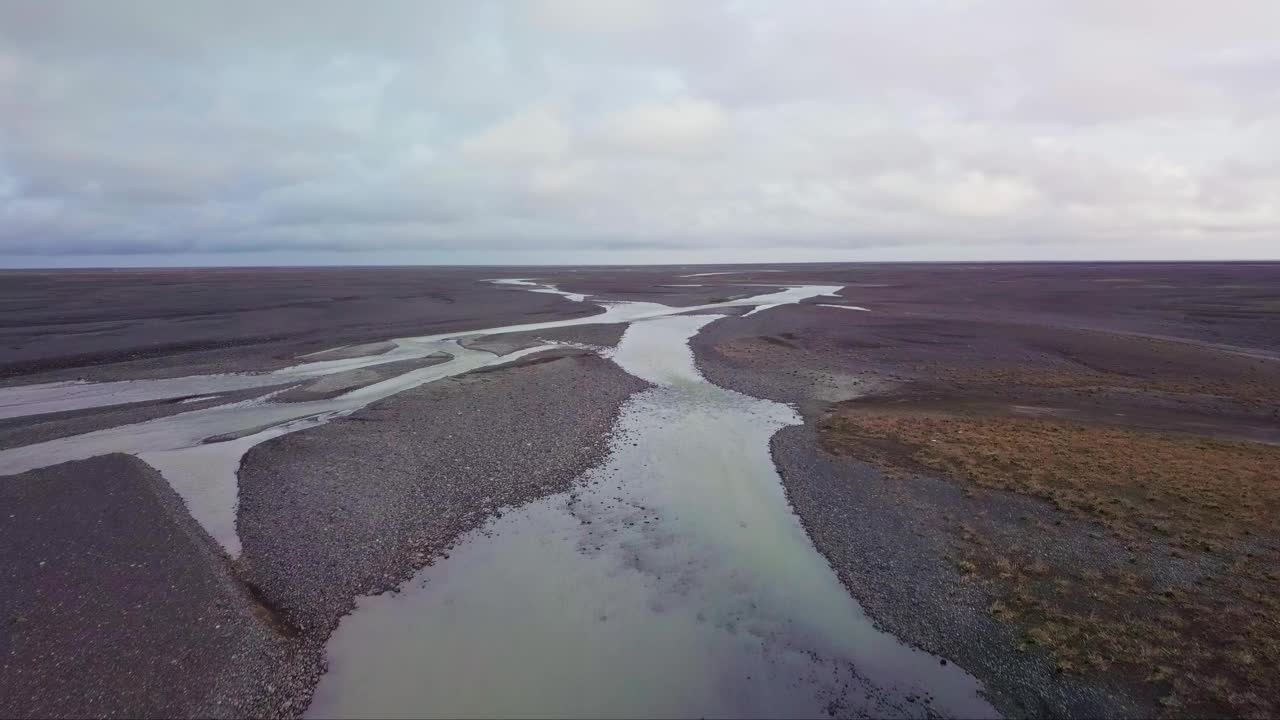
[0,283,841,557]
[0,342,556,555]
[0,280,995,716]
[308,314,996,719]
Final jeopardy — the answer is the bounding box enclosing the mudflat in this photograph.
[1,262,1277,718]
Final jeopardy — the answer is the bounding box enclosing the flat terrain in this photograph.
[2,262,1278,718]
[690,262,1280,718]
[0,267,602,381]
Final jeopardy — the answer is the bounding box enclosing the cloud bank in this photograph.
[1,0,1277,265]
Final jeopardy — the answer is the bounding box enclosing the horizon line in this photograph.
[3,258,1280,272]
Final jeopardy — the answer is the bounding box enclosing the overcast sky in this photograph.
[1,1,1277,266]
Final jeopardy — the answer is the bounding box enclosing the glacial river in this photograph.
[0,281,995,717]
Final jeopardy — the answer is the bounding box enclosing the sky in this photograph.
[1,0,1277,267]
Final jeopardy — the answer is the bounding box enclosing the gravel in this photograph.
[272,355,450,403]
[459,322,628,355]
[690,310,1153,718]
[0,454,289,719]
[0,386,289,451]
[12,263,1261,717]
[0,319,648,719]
[235,350,648,717]
[0,268,605,384]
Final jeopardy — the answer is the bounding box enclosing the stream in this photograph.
[0,283,834,557]
[307,312,995,718]
[0,281,996,717]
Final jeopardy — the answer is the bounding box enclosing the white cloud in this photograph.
[597,97,728,153]
[0,0,1278,264]
[460,105,573,162]
[526,0,672,34]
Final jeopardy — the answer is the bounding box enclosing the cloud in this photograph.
[0,0,1278,264]
[526,0,673,34]
[461,105,573,162]
[598,97,728,153]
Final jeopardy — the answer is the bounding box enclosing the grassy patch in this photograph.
[939,365,1280,406]
[822,413,1280,549]
[821,411,1280,718]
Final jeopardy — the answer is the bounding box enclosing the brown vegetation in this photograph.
[934,365,1280,407]
[821,410,1280,718]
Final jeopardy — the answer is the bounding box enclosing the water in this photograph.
[307,314,996,718]
[0,284,839,422]
[0,342,558,555]
[818,304,872,312]
[489,278,587,302]
[680,270,785,278]
[0,284,840,558]
[0,375,285,420]
[0,280,996,716]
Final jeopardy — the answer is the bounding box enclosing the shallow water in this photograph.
[680,270,785,277]
[0,279,995,716]
[0,375,285,420]
[489,277,588,302]
[0,342,557,555]
[0,283,837,421]
[308,314,996,718]
[0,283,840,558]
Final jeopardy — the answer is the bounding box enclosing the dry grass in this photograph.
[936,365,1280,407]
[967,544,1280,718]
[821,411,1280,718]
[823,413,1280,550]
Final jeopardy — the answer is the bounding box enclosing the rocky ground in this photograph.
[0,267,605,383]
[0,454,288,719]
[236,344,645,717]
[0,386,292,451]
[0,273,642,718]
[0,337,642,718]
[690,262,1280,719]
[2,262,1277,718]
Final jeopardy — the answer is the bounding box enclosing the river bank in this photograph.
[690,263,1280,719]
[4,262,1276,718]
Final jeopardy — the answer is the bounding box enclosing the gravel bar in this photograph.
[235,350,648,717]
